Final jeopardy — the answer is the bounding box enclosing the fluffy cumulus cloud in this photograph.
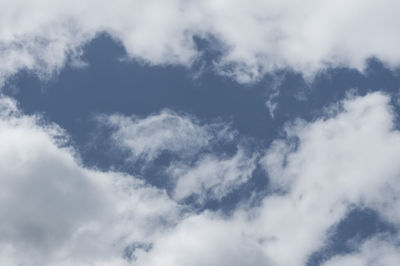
[3,90,400,265]
[132,212,270,266]
[259,92,400,265]
[1,0,400,84]
[0,96,181,265]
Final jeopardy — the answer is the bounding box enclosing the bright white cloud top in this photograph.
[1,0,400,84]
[1,92,400,265]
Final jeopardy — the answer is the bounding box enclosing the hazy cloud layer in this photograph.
[1,0,400,84]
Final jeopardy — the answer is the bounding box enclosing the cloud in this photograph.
[133,213,270,266]
[168,147,257,202]
[0,97,260,265]
[1,0,400,84]
[259,91,400,265]
[100,91,400,266]
[321,236,400,266]
[102,111,230,162]
[2,91,400,265]
[102,110,257,202]
[0,96,180,265]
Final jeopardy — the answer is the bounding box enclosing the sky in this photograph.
[1,1,400,266]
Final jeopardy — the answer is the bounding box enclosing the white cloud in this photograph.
[265,74,285,118]
[322,236,400,266]
[259,92,400,265]
[0,96,261,265]
[3,91,400,265]
[133,213,270,266]
[1,0,400,84]
[169,147,257,202]
[103,111,230,162]
[0,96,180,266]
[103,110,256,202]
[102,91,400,266]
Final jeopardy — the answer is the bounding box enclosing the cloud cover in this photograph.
[2,91,400,265]
[3,1,400,265]
[1,0,400,84]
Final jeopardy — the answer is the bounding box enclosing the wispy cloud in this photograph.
[101,110,257,202]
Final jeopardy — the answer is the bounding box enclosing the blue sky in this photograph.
[1,1,400,266]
